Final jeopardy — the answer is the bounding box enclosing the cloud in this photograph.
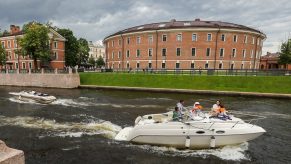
[1,0,291,55]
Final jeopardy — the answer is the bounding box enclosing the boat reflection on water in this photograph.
[115,111,266,149]
[9,91,57,104]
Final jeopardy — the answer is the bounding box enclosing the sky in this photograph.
[0,0,291,54]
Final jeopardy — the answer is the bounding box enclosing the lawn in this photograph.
[80,73,291,94]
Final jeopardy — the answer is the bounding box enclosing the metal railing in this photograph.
[83,68,291,76]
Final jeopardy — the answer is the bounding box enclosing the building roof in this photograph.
[0,31,24,37]
[261,52,280,59]
[104,19,266,40]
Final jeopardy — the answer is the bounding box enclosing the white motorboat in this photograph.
[9,91,57,104]
[115,111,266,149]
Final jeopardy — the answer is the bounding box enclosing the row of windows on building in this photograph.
[109,48,262,59]
[5,62,33,70]
[1,40,59,49]
[109,61,256,70]
[5,51,59,60]
[108,33,263,47]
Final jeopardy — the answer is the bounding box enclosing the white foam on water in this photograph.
[0,116,122,139]
[126,142,249,161]
[62,145,80,151]
[114,127,133,141]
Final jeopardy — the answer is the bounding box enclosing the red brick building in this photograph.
[260,52,291,70]
[104,19,266,70]
[0,25,66,70]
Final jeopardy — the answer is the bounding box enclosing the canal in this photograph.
[0,86,290,164]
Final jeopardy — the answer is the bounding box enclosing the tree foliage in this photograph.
[57,28,79,67]
[77,38,90,66]
[0,44,6,67]
[279,39,291,66]
[19,23,50,69]
[96,56,105,68]
[88,56,96,66]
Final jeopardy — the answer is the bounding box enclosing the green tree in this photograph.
[88,56,96,66]
[96,56,105,68]
[77,38,89,66]
[0,44,6,68]
[19,23,50,69]
[278,39,291,68]
[57,28,79,67]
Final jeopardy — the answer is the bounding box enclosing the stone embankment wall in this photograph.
[0,68,80,88]
[0,140,24,164]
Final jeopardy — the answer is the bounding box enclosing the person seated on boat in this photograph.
[176,100,185,117]
[216,105,232,120]
[172,107,181,121]
[190,102,203,118]
[209,100,221,117]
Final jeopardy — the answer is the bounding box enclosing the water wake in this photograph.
[0,115,122,139]
[125,142,249,161]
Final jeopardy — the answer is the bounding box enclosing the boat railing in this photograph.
[229,111,266,128]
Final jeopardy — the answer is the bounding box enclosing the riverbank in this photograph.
[80,73,291,94]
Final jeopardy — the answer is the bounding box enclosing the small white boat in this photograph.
[115,111,266,149]
[9,91,57,104]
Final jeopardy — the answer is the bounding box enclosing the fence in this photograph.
[0,68,77,74]
[83,68,291,76]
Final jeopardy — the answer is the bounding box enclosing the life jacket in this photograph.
[192,105,203,112]
[219,108,226,113]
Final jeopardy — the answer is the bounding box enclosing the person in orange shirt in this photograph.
[216,104,231,120]
[190,102,203,118]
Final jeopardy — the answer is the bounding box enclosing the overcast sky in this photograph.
[1,0,291,54]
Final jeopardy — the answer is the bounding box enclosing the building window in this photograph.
[162,62,166,69]
[221,34,225,41]
[252,37,255,44]
[136,49,140,57]
[191,63,195,69]
[251,50,254,58]
[231,63,234,69]
[219,63,223,69]
[191,48,196,56]
[176,62,180,69]
[8,51,11,60]
[7,41,11,48]
[148,35,153,44]
[162,34,167,42]
[127,37,130,44]
[112,52,114,59]
[54,52,58,60]
[126,63,130,68]
[22,62,26,69]
[233,35,237,42]
[162,48,166,56]
[112,40,115,47]
[118,51,121,58]
[205,63,209,69]
[176,48,181,56]
[15,63,18,69]
[148,48,153,57]
[241,64,244,69]
[137,36,141,44]
[257,38,260,46]
[177,34,182,42]
[232,48,236,57]
[126,50,130,58]
[1,42,5,48]
[192,34,197,41]
[136,62,140,69]
[207,33,212,41]
[54,41,58,49]
[118,39,121,46]
[206,48,211,56]
[118,63,121,69]
[148,62,152,69]
[244,35,248,43]
[242,49,246,58]
[29,62,32,69]
[219,48,224,57]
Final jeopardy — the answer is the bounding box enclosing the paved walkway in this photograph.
[79,85,291,99]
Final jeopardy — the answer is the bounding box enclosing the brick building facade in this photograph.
[103,19,266,70]
[0,25,66,70]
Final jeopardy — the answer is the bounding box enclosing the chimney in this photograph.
[10,25,20,34]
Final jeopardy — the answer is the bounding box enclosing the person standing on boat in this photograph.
[176,100,185,117]
[172,107,180,121]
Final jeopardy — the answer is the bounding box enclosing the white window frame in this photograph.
[207,33,212,41]
[191,47,196,56]
[118,51,121,58]
[233,35,237,42]
[148,48,153,57]
[219,48,224,57]
[244,35,248,43]
[137,36,141,44]
[148,35,153,44]
[206,48,211,56]
[176,47,181,56]
[221,34,226,41]
[177,34,182,42]
[136,49,140,57]
[162,48,167,56]
[232,48,236,57]
[126,50,130,58]
[242,49,246,58]
[192,33,197,41]
[54,41,58,49]
[162,34,167,42]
